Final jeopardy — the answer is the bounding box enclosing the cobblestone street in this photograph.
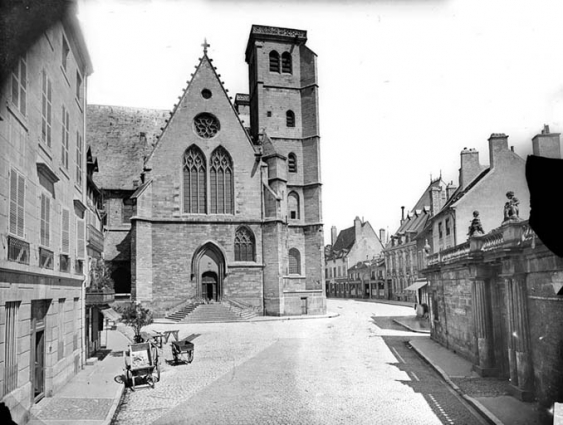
[112,300,486,424]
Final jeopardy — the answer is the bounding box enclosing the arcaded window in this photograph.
[235,226,255,261]
[288,153,297,173]
[210,146,233,214]
[269,50,280,73]
[183,145,207,214]
[288,192,300,220]
[286,110,295,127]
[281,52,292,74]
[289,248,301,275]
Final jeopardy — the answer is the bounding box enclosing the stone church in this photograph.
[91,25,326,317]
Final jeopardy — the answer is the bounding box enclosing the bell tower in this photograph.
[246,25,325,315]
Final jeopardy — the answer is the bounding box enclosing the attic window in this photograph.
[201,89,212,99]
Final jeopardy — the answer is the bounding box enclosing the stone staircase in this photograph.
[180,301,258,323]
[165,301,202,322]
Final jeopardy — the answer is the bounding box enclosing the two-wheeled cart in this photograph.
[123,341,160,390]
[170,337,195,365]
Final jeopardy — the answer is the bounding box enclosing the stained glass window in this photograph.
[210,147,233,214]
[183,146,207,213]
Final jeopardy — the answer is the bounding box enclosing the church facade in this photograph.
[129,25,325,316]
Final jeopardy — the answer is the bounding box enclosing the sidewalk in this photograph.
[393,316,431,333]
[409,337,552,425]
[28,329,130,425]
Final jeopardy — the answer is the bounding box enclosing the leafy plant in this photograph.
[119,302,154,342]
[89,259,114,291]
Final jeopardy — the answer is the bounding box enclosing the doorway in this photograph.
[31,300,49,402]
[202,271,218,302]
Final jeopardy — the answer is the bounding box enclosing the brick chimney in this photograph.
[429,186,443,216]
[379,228,386,244]
[331,226,337,245]
[354,216,362,238]
[488,133,509,169]
[446,181,457,200]
[459,148,481,190]
[532,125,561,159]
[400,206,405,224]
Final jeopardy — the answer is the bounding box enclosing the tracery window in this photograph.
[288,191,300,220]
[286,110,295,127]
[194,113,220,138]
[289,248,301,275]
[210,147,233,214]
[281,52,292,74]
[234,227,255,261]
[183,146,207,214]
[288,153,297,173]
[269,51,280,73]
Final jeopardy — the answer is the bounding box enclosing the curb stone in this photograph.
[409,341,504,425]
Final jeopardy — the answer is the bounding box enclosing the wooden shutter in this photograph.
[62,209,70,253]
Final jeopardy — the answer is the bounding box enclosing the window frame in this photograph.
[269,50,280,73]
[281,52,292,74]
[11,55,27,116]
[41,69,53,147]
[61,105,70,170]
[209,146,234,215]
[286,110,295,128]
[288,153,297,173]
[234,226,255,262]
[289,248,301,275]
[183,145,207,214]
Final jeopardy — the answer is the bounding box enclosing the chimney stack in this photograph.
[379,228,386,244]
[401,206,405,224]
[429,186,442,216]
[532,125,561,159]
[331,225,337,245]
[488,133,509,169]
[354,216,362,238]
[446,181,457,200]
[459,148,481,190]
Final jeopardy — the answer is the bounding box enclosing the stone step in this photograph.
[180,303,246,323]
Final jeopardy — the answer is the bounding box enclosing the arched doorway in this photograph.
[192,242,226,302]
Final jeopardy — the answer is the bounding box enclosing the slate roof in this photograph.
[332,226,356,252]
[87,105,169,190]
[440,168,491,212]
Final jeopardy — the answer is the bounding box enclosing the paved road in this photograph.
[112,299,487,425]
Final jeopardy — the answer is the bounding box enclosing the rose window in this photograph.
[194,113,220,138]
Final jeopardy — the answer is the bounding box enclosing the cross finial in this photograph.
[202,38,210,54]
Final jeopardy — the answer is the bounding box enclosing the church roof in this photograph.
[144,48,256,166]
[87,104,169,190]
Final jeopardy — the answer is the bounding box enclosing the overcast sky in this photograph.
[77,0,563,244]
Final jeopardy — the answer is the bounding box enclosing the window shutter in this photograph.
[9,171,18,235]
[77,220,85,259]
[62,209,70,253]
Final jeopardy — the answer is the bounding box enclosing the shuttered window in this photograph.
[77,219,85,259]
[281,52,292,74]
[286,110,295,127]
[210,147,233,214]
[61,105,70,170]
[288,153,297,173]
[4,302,19,396]
[269,51,280,73]
[183,146,206,214]
[41,70,52,147]
[61,209,70,253]
[40,193,50,247]
[58,299,65,360]
[289,248,301,275]
[9,169,25,237]
[76,131,83,186]
[11,56,26,115]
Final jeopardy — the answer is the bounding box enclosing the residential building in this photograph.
[0,4,92,422]
[421,127,563,408]
[383,178,450,303]
[325,217,385,298]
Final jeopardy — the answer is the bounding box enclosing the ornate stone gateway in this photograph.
[192,242,225,302]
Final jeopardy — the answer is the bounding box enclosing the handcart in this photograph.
[123,341,160,389]
[171,337,195,365]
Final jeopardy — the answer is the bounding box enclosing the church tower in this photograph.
[245,25,326,315]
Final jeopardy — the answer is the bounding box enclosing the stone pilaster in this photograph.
[472,278,497,376]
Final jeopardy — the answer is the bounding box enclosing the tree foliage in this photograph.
[119,302,153,342]
[89,258,114,291]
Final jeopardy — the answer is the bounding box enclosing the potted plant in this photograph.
[119,302,154,343]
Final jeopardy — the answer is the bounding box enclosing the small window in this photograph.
[288,192,300,220]
[288,153,297,173]
[76,71,83,101]
[289,248,301,275]
[235,226,255,262]
[446,218,450,236]
[269,51,280,73]
[201,89,212,99]
[266,111,272,117]
[438,222,443,239]
[286,110,295,127]
[281,52,292,74]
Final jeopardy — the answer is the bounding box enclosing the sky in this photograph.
[77,0,563,244]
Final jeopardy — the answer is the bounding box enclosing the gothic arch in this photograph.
[209,146,234,214]
[288,191,300,220]
[281,52,292,74]
[269,50,280,73]
[183,145,206,214]
[191,241,228,301]
[234,226,255,262]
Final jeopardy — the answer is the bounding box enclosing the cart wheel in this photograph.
[156,363,161,381]
[114,374,124,384]
[147,375,155,389]
[188,350,194,364]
